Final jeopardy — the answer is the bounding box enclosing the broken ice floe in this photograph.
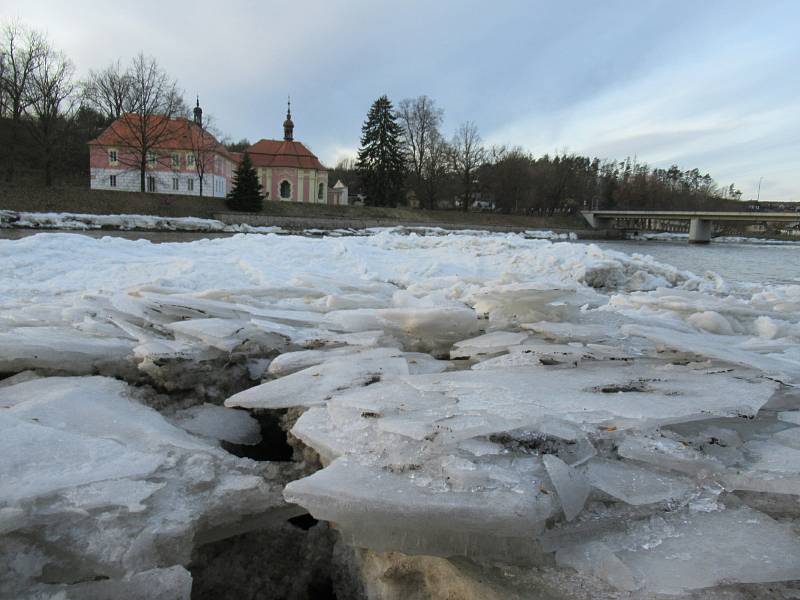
[0,376,289,598]
[2,227,800,596]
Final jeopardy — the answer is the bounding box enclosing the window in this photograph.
[318,182,325,200]
[172,177,179,191]
[147,152,157,166]
[108,149,118,165]
[280,180,291,199]
[187,153,195,167]
[171,153,180,168]
[109,175,117,187]
[147,176,156,192]
[187,178,194,192]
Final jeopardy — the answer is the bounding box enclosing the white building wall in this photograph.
[90,167,229,198]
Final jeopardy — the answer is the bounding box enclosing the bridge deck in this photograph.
[583,210,800,222]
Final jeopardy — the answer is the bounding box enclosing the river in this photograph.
[590,239,800,286]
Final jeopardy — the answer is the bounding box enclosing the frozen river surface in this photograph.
[1,227,800,599]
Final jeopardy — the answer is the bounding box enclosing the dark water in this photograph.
[591,239,800,286]
[2,228,798,287]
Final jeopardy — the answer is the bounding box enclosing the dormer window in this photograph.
[147,152,157,167]
[187,153,195,168]
[171,153,180,168]
[108,149,118,165]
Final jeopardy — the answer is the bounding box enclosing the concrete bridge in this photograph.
[582,210,800,243]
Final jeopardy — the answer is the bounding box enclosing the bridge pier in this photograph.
[688,218,712,244]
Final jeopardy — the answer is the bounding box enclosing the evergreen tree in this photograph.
[226,152,263,212]
[355,96,405,207]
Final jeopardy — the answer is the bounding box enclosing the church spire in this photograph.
[283,96,294,141]
[193,95,203,126]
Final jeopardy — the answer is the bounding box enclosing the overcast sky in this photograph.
[7,0,799,201]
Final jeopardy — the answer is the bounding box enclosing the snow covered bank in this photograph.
[0,209,283,234]
[1,229,800,598]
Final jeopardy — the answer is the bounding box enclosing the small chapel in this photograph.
[243,102,330,204]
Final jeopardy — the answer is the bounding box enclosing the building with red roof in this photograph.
[88,100,336,204]
[243,102,329,203]
[88,100,238,197]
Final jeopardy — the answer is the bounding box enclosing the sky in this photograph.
[6,0,799,201]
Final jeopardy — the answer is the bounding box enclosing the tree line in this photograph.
[2,18,745,212]
[0,20,218,193]
[351,95,744,213]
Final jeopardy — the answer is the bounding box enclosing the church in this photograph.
[244,103,329,204]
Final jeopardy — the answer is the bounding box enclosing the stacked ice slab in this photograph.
[0,376,287,599]
[227,321,800,595]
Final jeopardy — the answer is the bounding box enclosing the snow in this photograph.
[0,209,282,233]
[2,226,800,596]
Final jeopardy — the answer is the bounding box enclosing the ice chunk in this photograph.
[2,376,211,452]
[622,324,800,382]
[521,321,617,343]
[612,506,800,593]
[583,458,692,505]
[226,351,410,409]
[404,364,775,433]
[267,346,370,377]
[449,331,529,359]
[617,434,726,476]
[167,318,287,352]
[779,411,800,425]
[0,376,285,597]
[556,541,637,591]
[170,403,262,445]
[0,326,134,373]
[542,454,590,521]
[324,306,481,353]
[0,413,162,503]
[284,456,556,561]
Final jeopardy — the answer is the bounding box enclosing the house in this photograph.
[88,100,330,203]
[328,180,349,206]
[88,100,237,197]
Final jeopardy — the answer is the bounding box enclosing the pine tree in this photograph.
[355,96,406,207]
[226,152,263,212]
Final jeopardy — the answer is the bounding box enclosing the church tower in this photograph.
[193,96,203,126]
[283,98,294,141]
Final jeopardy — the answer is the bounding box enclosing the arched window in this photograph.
[318,182,325,200]
[280,180,291,199]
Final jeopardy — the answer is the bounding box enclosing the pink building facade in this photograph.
[87,101,337,203]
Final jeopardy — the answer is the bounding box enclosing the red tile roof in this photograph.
[246,139,327,171]
[88,114,236,161]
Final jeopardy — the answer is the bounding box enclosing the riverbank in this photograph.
[0,185,586,231]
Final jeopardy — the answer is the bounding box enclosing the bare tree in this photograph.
[25,48,77,186]
[421,130,450,209]
[397,95,443,209]
[0,51,8,117]
[104,53,183,192]
[0,20,47,181]
[82,60,131,121]
[450,121,485,212]
[186,114,221,197]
